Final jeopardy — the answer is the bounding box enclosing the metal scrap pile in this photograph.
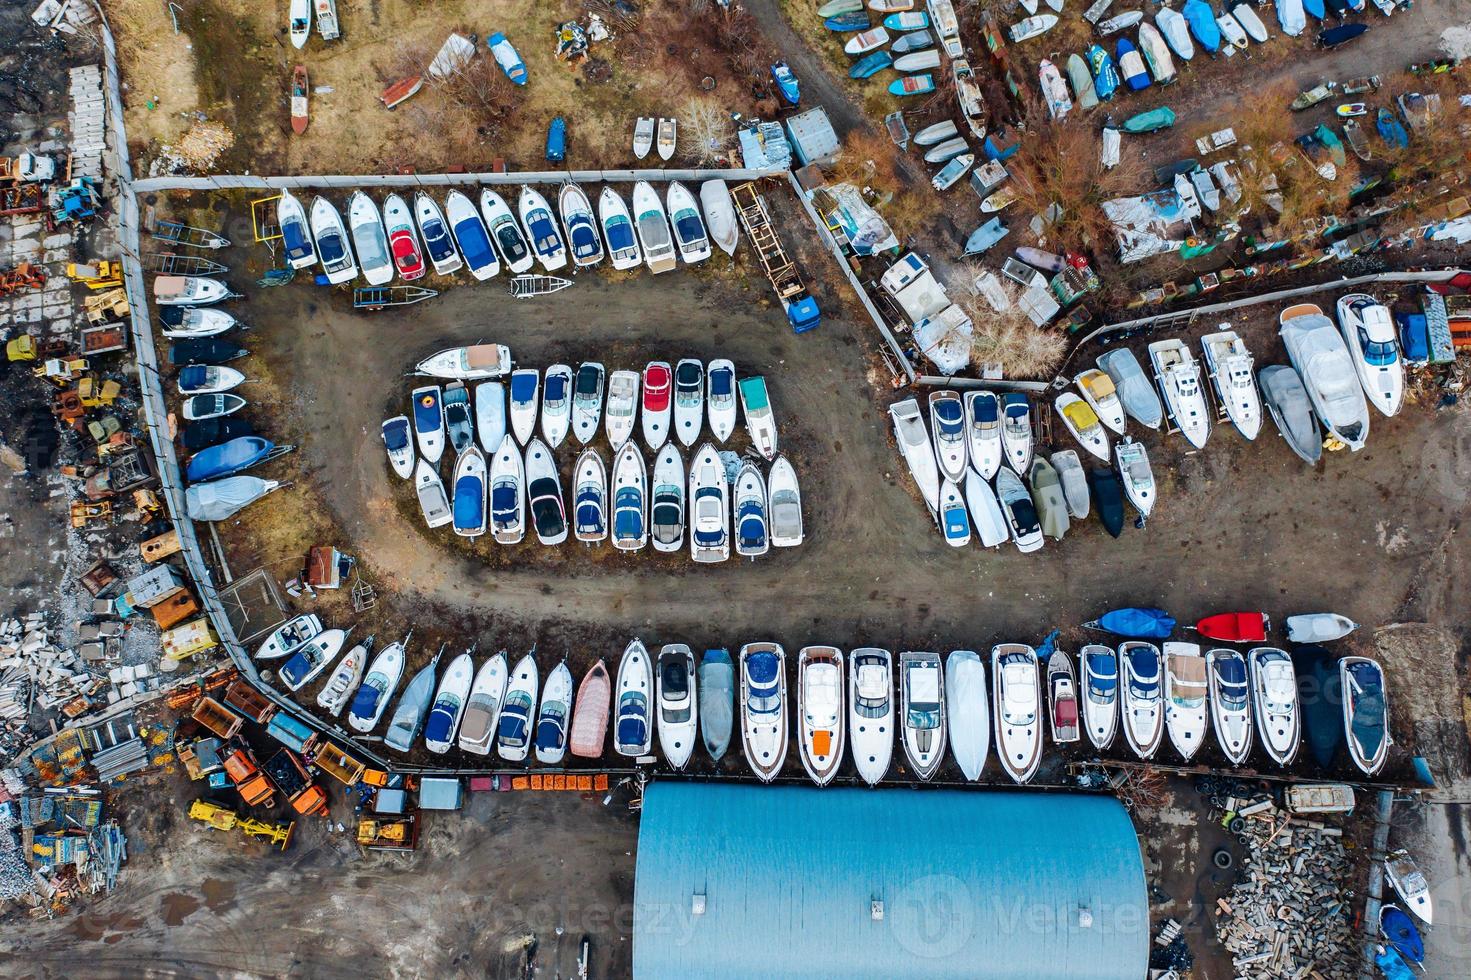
[0,786,126,912]
[0,615,93,752]
[1214,806,1358,979]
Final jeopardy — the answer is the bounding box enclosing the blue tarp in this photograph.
[1376,946,1415,980]
[453,476,484,530]
[423,703,455,745]
[1094,607,1176,639]
[748,652,779,684]
[510,373,537,401]
[452,216,494,270]
[604,215,636,252]
[413,389,441,432]
[177,366,210,392]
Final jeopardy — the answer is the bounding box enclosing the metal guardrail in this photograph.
[132,168,789,194]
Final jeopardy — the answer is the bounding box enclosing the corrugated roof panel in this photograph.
[634,784,1148,979]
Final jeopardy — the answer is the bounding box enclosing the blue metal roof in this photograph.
[634,784,1147,979]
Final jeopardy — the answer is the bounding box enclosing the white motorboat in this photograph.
[1384,850,1433,925]
[414,458,451,529]
[558,183,604,268]
[443,381,474,456]
[382,650,441,753]
[598,187,642,271]
[309,195,357,284]
[475,381,506,454]
[1163,642,1209,762]
[1206,648,1253,765]
[414,192,463,275]
[738,376,778,460]
[656,117,677,160]
[489,434,526,544]
[347,638,406,733]
[451,445,487,538]
[699,179,740,255]
[154,275,235,307]
[656,644,698,770]
[963,390,1002,479]
[1336,294,1404,417]
[276,188,316,270]
[573,448,608,544]
[605,369,639,449]
[457,652,509,755]
[1286,612,1358,644]
[1080,644,1119,750]
[1042,652,1078,747]
[641,361,673,449]
[797,646,846,786]
[615,639,654,757]
[889,397,940,514]
[899,651,947,781]
[1232,3,1269,43]
[289,0,310,48]
[927,390,968,483]
[1055,392,1111,462]
[415,344,512,380]
[278,628,350,692]
[1148,338,1211,449]
[445,190,500,280]
[1157,6,1197,57]
[380,416,414,479]
[480,189,534,274]
[992,644,1042,784]
[937,478,971,548]
[1341,656,1390,776]
[1115,437,1155,520]
[424,651,475,754]
[1074,369,1127,435]
[1120,641,1165,759]
[1280,303,1370,450]
[673,359,704,447]
[571,362,605,446]
[409,385,444,464]
[848,648,894,785]
[946,650,989,780]
[995,466,1043,553]
[651,444,685,553]
[496,653,541,762]
[316,635,370,716]
[507,368,539,446]
[767,456,804,548]
[1249,646,1300,765]
[519,185,568,272]
[159,306,241,338]
[524,438,567,546]
[1201,331,1263,440]
[1098,347,1164,430]
[1000,394,1033,473]
[733,461,770,558]
[963,469,1008,548]
[706,359,737,443]
[612,441,647,552]
[666,181,711,264]
[177,361,243,393]
[688,443,730,563]
[632,116,654,159]
[532,660,575,764]
[740,642,789,782]
[540,364,573,448]
[632,180,677,274]
[382,194,425,282]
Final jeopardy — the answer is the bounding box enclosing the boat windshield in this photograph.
[652,495,682,540]
[530,489,564,537]
[1086,656,1117,700]
[544,373,568,409]
[637,212,671,250]
[604,215,635,252]
[282,217,312,262]
[527,211,561,255]
[673,210,706,247]
[676,361,702,394]
[575,365,602,397]
[934,398,963,433]
[710,369,734,399]
[491,480,520,523]
[614,489,644,539]
[1357,330,1399,366]
[421,216,454,260]
[906,703,940,730]
[492,218,529,263]
[318,230,349,269]
[511,373,538,404]
[382,420,410,450]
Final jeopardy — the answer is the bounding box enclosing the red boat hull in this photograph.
[1196,612,1268,643]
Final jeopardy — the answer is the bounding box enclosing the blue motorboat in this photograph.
[771,62,799,105]
[1086,607,1176,639]
[1379,906,1425,965]
[824,11,870,31]
[849,51,893,79]
[1086,45,1120,101]
[1302,0,1326,16]
[1116,37,1151,91]
[186,436,287,482]
[1183,0,1223,52]
[963,217,1009,255]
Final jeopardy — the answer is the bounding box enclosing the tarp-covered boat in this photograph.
[185,475,281,521]
[1087,607,1176,639]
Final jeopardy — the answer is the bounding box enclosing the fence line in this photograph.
[132,168,789,194]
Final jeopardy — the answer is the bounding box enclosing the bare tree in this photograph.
[680,97,733,165]
[956,270,1066,379]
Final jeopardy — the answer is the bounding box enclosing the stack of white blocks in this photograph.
[68,64,105,180]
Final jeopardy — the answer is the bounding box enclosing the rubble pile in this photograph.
[0,616,92,745]
[1215,808,1358,979]
[0,785,127,911]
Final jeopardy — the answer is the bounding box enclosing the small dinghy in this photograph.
[1217,11,1248,49]
[844,26,890,55]
[347,638,406,733]
[1114,437,1155,520]
[540,365,572,448]
[1051,451,1089,520]
[489,434,526,544]
[899,651,946,780]
[1163,642,1208,761]
[891,29,934,54]
[1258,365,1322,465]
[1148,338,1211,449]
[474,382,506,454]
[797,646,845,785]
[410,385,445,464]
[654,645,698,770]
[883,10,927,30]
[255,613,322,661]
[888,74,934,96]
[656,117,677,161]
[533,660,575,764]
[1341,656,1390,775]
[524,437,567,546]
[962,217,1008,256]
[424,651,475,753]
[1080,645,1119,749]
[641,361,673,448]
[1009,14,1058,42]
[1384,850,1432,924]
[666,182,711,265]
[632,117,654,159]
[1232,4,1269,43]
[740,642,789,781]
[848,648,894,784]
[890,397,940,514]
[672,359,705,447]
[699,180,739,256]
[310,195,357,284]
[276,188,315,270]
[290,65,309,134]
[913,119,959,146]
[946,650,989,780]
[488,32,528,85]
[479,189,533,274]
[1206,649,1253,765]
[1029,456,1069,541]
[598,187,641,270]
[651,444,685,553]
[289,0,310,48]
[452,445,487,538]
[1047,650,1081,744]
[442,381,474,455]
[571,361,605,446]
[573,449,609,544]
[1056,392,1111,462]
[738,376,778,460]
[937,478,971,547]
[1157,7,1196,59]
[996,466,1043,553]
[1379,906,1425,966]
[818,1,862,19]
[771,61,800,105]
[508,368,539,445]
[1067,53,1099,109]
[1286,613,1358,644]
[632,180,677,274]
[922,137,969,165]
[894,49,941,72]
[445,190,499,280]
[458,652,509,755]
[1039,59,1073,118]
[931,153,974,191]
[414,193,463,275]
[1249,647,1300,765]
[992,644,1043,783]
[615,639,654,757]
[964,469,1008,548]
[1000,394,1033,473]
[605,369,639,450]
[568,659,611,759]
[1098,11,1144,33]
[706,359,737,443]
[688,443,731,563]
[558,184,603,268]
[963,391,1002,479]
[519,185,568,272]
[698,649,735,762]
[316,635,370,716]
[496,653,540,762]
[1196,611,1268,644]
[1183,0,1221,52]
[611,441,647,552]
[734,461,770,557]
[1201,331,1262,440]
[1120,641,1165,758]
[414,457,451,529]
[825,10,870,30]
[767,456,804,548]
[182,393,247,421]
[1088,467,1124,537]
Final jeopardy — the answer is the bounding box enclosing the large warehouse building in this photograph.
[633,784,1148,979]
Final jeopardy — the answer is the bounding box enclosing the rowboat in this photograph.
[845,26,890,55]
[569,660,611,759]
[632,117,654,159]
[488,32,528,85]
[656,117,677,161]
[290,66,309,134]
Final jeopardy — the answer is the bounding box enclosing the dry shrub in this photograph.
[175,120,235,170]
[680,97,734,165]
[830,128,940,240]
[957,269,1067,380]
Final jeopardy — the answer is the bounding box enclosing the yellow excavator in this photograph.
[187,800,294,850]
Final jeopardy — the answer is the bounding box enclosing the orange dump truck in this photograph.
[191,696,244,740]
[222,746,276,809]
[263,748,329,817]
